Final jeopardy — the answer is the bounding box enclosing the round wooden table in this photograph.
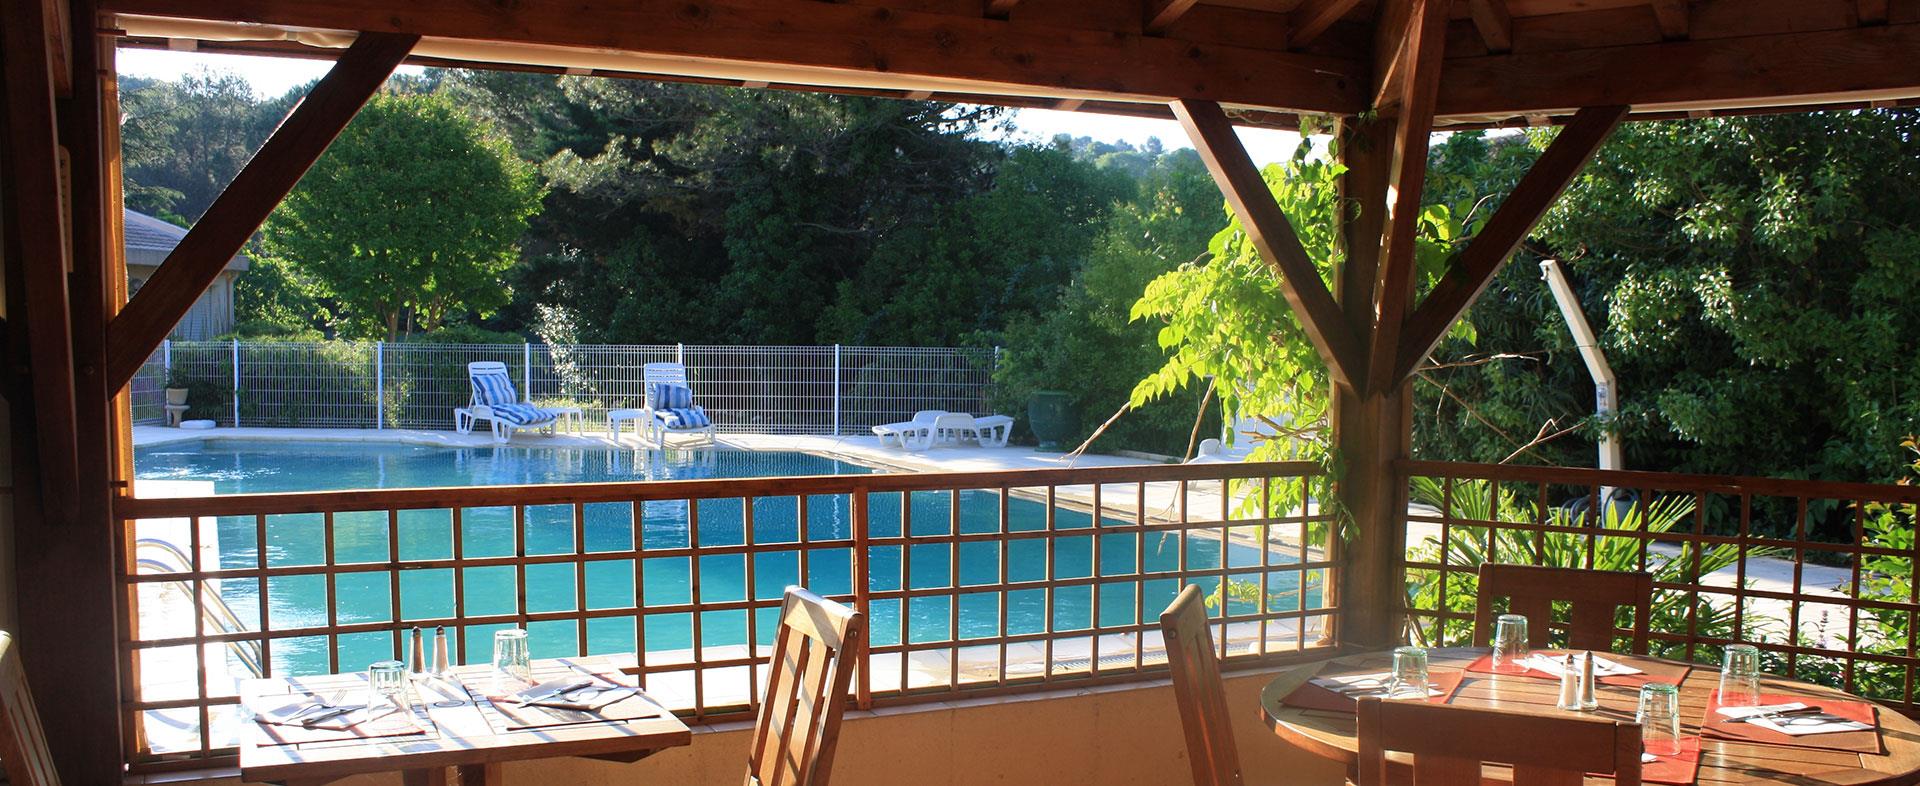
[1260,647,1920,785]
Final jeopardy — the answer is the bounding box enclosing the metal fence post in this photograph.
[832,344,842,436]
[162,338,172,378]
[375,341,385,430]
[523,342,533,400]
[675,343,684,365]
[231,338,241,428]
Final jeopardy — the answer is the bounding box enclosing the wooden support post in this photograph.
[1170,98,1367,391]
[1393,105,1628,384]
[105,31,419,390]
[13,1,128,778]
[0,0,81,519]
[1363,0,1446,397]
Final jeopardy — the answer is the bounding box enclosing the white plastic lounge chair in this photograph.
[871,410,946,450]
[933,413,1015,448]
[642,362,716,447]
[455,361,560,443]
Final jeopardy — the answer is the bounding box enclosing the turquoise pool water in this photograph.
[134,440,1308,678]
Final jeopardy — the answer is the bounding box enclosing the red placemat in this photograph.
[1465,651,1690,688]
[1592,736,1699,785]
[1281,669,1466,713]
[1701,692,1883,754]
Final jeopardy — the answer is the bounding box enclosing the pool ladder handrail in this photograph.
[133,538,266,679]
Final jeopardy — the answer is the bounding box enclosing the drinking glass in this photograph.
[1636,683,1683,757]
[1387,646,1430,699]
[492,629,532,693]
[366,659,408,715]
[1491,614,1531,673]
[1718,643,1762,708]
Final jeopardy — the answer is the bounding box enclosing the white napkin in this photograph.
[1522,653,1642,677]
[1309,672,1444,699]
[1714,702,1871,736]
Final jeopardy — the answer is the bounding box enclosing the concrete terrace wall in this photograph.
[136,669,1346,785]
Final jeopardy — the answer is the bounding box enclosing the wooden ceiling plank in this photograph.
[1171,98,1366,391]
[984,0,1021,17]
[1146,0,1203,34]
[1364,0,1448,396]
[1391,105,1628,384]
[1650,0,1690,39]
[1435,22,1920,119]
[100,0,1367,114]
[1291,0,1367,47]
[104,31,419,391]
[1466,0,1514,51]
[1859,0,1889,24]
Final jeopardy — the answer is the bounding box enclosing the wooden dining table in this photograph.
[239,653,691,785]
[1260,647,1920,785]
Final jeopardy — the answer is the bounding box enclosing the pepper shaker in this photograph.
[1577,650,1600,711]
[407,627,426,674]
[431,625,451,677]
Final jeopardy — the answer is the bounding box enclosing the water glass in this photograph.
[1387,646,1430,699]
[1718,643,1762,708]
[492,629,532,692]
[1636,683,1683,757]
[366,659,408,714]
[1491,614,1531,673]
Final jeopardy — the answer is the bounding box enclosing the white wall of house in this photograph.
[127,266,240,340]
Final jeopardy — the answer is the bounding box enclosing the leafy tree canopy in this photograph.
[257,92,544,340]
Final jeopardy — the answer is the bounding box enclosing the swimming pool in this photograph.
[134,440,1314,678]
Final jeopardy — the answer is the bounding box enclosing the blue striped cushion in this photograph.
[489,402,555,426]
[651,382,694,410]
[657,406,710,429]
[472,372,519,406]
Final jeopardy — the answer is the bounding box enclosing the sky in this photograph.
[115,48,1306,166]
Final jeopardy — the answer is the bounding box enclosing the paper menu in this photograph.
[1714,702,1873,736]
[1522,652,1642,677]
[1307,671,1447,699]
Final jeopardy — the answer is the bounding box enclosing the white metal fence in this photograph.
[132,340,998,434]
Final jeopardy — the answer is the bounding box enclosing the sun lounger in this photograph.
[455,361,561,443]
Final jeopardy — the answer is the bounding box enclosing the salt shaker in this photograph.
[1577,650,1600,711]
[431,625,451,677]
[1556,653,1580,709]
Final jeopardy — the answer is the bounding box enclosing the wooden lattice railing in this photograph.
[115,461,1336,768]
[1400,460,1920,715]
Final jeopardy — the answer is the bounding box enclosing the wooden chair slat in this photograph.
[743,587,864,786]
[1356,696,1642,786]
[1159,584,1244,786]
[1472,563,1653,653]
[0,632,61,786]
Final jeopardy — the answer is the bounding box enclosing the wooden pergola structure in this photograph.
[3,0,1918,779]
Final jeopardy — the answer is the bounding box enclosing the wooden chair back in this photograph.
[0,632,61,786]
[745,587,866,786]
[1473,563,1653,653]
[1158,584,1243,786]
[1356,696,1642,786]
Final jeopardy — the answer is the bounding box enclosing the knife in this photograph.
[514,680,593,707]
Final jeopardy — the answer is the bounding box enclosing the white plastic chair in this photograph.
[641,362,716,447]
[871,409,946,450]
[455,361,559,443]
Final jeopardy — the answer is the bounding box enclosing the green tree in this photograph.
[1418,111,1920,488]
[259,92,544,340]
[995,147,1222,454]
[120,71,297,223]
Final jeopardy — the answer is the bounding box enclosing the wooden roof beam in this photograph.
[1364,0,1448,396]
[1145,0,1201,35]
[984,0,1020,19]
[1172,99,1366,392]
[1651,0,1689,40]
[1391,105,1629,385]
[101,0,1367,114]
[1291,0,1366,49]
[1436,22,1920,119]
[1465,0,1513,53]
[105,32,418,390]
